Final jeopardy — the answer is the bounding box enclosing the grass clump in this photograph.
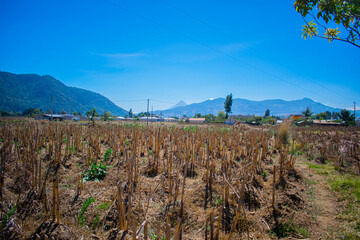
[92,214,100,229]
[78,196,95,226]
[329,174,360,201]
[277,122,290,146]
[96,202,111,210]
[0,205,16,230]
[271,221,308,238]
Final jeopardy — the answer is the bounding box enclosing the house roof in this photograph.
[188,118,206,121]
[43,114,64,118]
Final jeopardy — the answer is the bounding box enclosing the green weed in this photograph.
[84,159,108,182]
[78,196,95,226]
[270,221,308,238]
[103,148,112,163]
[92,214,100,229]
[0,205,16,230]
[96,202,111,210]
[306,186,316,201]
[329,175,360,200]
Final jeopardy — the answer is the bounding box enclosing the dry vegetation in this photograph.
[0,120,359,239]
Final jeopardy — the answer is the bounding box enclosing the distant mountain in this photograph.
[155,97,347,117]
[169,100,187,109]
[0,71,128,116]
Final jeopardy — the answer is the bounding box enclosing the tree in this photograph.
[339,109,355,126]
[73,111,78,116]
[129,108,133,118]
[216,111,226,122]
[294,0,360,48]
[332,111,339,119]
[254,116,263,125]
[302,106,313,119]
[325,111,331,119]
[315,112,327,120]
[102,111,111,121]
[194,113,202,118]
[203,113,215,122]
[264,109,270,118]
[224,93,233,119]
[86,108,98,122]
[22,108,43,117]
[0,110,11,117]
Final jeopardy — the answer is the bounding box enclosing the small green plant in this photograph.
[78,196,95,226]
[84,160,108,182]
[69,145,76,154]
[309,163,323,169]
[62,138,67,143]
[306,186,316,201]
[261,170,268,178]
[60,184,75,189]
[92,214,100,229]
[97,202,111,210]
[214,196,222,207]
[103,148,112,163]
[305,179,317,185]
[0,205,16,230]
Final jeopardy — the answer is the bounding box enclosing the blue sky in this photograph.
[1,0,359,113]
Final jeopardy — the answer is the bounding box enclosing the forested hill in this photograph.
[0,71,127,116]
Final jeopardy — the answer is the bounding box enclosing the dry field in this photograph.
[0,120,359,239]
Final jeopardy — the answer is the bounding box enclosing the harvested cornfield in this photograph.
[0,120,358,239]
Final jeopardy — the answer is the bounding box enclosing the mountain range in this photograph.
[0,71,127,116]
[0,71,355,118]
[157,98,352,117]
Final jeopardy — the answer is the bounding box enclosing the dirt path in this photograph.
[296,159,338,239]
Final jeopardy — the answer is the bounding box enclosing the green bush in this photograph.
[84,160,108,181]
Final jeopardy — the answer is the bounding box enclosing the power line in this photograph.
[101,0,353,105]
[150,99,177,105]
[156,0,355,104]
[112,99,147,102]
[157,0,238,42]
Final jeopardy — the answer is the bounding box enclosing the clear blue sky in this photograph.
[1,0,359,113]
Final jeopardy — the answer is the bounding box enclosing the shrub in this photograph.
[277,122,290,146]
[84,160,108,181]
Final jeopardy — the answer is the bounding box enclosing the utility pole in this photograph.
[68,103,71,115]
[147,99,149,127]
[354,101,356,119]
[51,95,53,121]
